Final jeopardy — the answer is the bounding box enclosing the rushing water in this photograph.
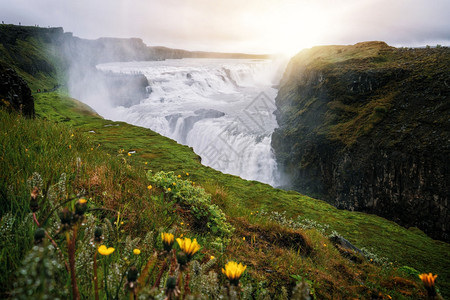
[93,58,283,186]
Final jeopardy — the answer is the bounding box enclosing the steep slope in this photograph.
[272,42,449,241]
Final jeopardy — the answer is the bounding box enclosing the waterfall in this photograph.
[94,58,284,186]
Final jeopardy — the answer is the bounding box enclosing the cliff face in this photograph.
[0,61,34,117]
[272,42,449,241]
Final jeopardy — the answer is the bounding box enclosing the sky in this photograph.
[1,0,450,56]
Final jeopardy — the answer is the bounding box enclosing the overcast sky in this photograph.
[1,0,449,55]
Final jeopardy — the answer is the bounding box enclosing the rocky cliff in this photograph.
[0,61,34,117]
[272,42,449,241]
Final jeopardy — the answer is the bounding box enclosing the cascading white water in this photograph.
[95,58,284,186]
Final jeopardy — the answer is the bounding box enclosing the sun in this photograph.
[253,1,332,56]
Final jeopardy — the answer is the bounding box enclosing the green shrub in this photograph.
[148,171,234,242]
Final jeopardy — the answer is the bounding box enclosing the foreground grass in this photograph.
[0,91,448,298]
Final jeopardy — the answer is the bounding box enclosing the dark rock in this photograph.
[330,235,363,254]
[0,61,34,117]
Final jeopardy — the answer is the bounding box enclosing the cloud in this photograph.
[1,0,449,53]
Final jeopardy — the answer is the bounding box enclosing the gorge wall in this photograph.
[272,42,449,241]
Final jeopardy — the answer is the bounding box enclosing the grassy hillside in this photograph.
[1,27,449,298]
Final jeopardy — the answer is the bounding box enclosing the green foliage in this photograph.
[148,171,234,241]
[398,266,420,278]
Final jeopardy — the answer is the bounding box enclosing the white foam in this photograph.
[95,58,284,186]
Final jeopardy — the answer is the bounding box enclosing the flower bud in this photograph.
[176,251,188,266]
[59,208,73,226]
[127,266,139,283]
[166,276,177,290]
[30,187,40,212]
[34,228,45,244]
[75,198,87,216]
[94,226,103,242]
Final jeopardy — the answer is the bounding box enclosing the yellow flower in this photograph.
[71,133,74,137]
[128,152,131,156]
[419,273,438,289]
[178,175,181,178]
[147,185,152,190]
[69,145,71,149]
[161,232,175,251]
[167,188,171,192]
[180,222,184,225]
[91,148,94,151]
[79,198,87,204]
[172,182,176,186]
[222,261,247,285]
[145,162,148,165]
[243,237,245,241]
[133,249,141,255]
[176,237,200,259]
[98,245,115,256]
[186,172,189,176]
[210,255,215,260]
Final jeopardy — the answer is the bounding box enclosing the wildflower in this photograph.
[128,152,131,156]
[167,188,171,192]
[91,148,93,151]
[178,175,181,178]
[210,255,215,260]
[161,232,175,251]
[120,221,124,225]
[419,273,438,296]
[133,248,141,255]
[176,237,200,259]
[186,172,189,176]
[79,198,87,204]
[71,133,74,137]
[243,237,245,241]
[98,245,115,256]
[145,161,148,165]
[222,261,247,285]
[180,222,184,225]
[323,243,327,247]
[172,182,176,186]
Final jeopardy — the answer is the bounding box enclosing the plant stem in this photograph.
[104,259,110,300]
[67,226,80,300]
[94,251,99,300]
[184,271,191,296]
[153,256,168,288]
[32,212,69,272]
